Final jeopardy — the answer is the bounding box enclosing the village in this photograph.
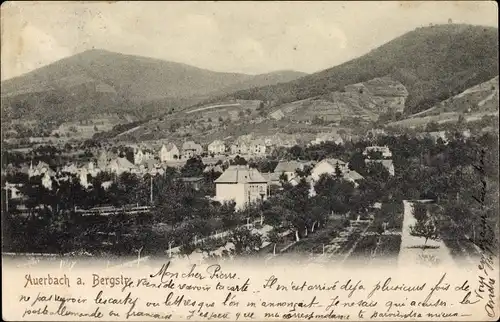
[3,123,493,270]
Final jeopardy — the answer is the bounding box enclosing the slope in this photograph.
[205,24,498,115]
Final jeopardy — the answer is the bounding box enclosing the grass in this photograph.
[282,219,346,254]
[375,235,402,257]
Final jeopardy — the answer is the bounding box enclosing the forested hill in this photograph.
[204,24,498,115]
[1,50,306,122]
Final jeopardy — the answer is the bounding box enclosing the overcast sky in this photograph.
[1,1,497,80]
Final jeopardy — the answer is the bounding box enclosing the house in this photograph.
[4,182,23,200]
[134,149,144,165]
[97,151,112,169]
[342,169,364,186]
[28,161,55,178]
[261,172,281,187]
[230,140,249,155]
[310,158,364,191]
[365,159,395,176]
[208,140,226,155]
[310,158,348,181]
[249,139,266,155]
[107,157,137,175]
[182,141,203,159]
[41,172,53,190]
[310,133,344,146]
[133,148,153,165]
[363,146,392,159]
[273,161,307,182]
[214,165,268,210]
[160,143,180,162]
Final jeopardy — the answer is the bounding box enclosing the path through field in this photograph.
[398,200,455,269]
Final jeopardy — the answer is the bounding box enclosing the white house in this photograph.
[249,139,266,155]
[160,143,180,162]
[230,140,249,155]
[41,172,53,190]
[182,141,203,159]
[208,140,226,155]
[28,161,55,178]
[214,165,268,210]
[107,157,137,175]
[133,148,153,165]
[78,161,101,188]
[134,149,144,165]
[4,182,23,200]
[310,158,348,181]
[310,133,344,146]
[309,158,364,187]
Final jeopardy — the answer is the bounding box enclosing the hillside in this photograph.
[203,24,498,115]
[1,49,306,122]
[211,70,307,96]
[110,76,410,143]
[387,76,499,129]
[410,76,499,117]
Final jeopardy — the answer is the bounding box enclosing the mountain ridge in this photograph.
[201,24,498,115]
[1,49,306,122]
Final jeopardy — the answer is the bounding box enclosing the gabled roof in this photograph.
[274,161,304,173]
[251,139,266,146]
[110,157,136,169]
[321,158,347,167]
[344,170,364,181]
[209,140,225,146]
[162,143,178,152]
[214,165,267,184]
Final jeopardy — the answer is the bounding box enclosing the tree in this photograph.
[231,155,248,166]
[295,165,312,178]
[289,145,303,159]
[226,226,262,255]
[334,163,343,179]
[266,228,283,256]
[181,157,205,177]
[425,121,440,132]
[409,203,439,246]
[279,172,288,185]
[348,152,366,175]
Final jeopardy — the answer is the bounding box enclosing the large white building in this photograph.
[160,143,180,162]
[208,140,226,155]
[182,141,203,159]
[214,165,268,210]
[249,139,266,155]
[134,148,153,165]
[230,141,249,155]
